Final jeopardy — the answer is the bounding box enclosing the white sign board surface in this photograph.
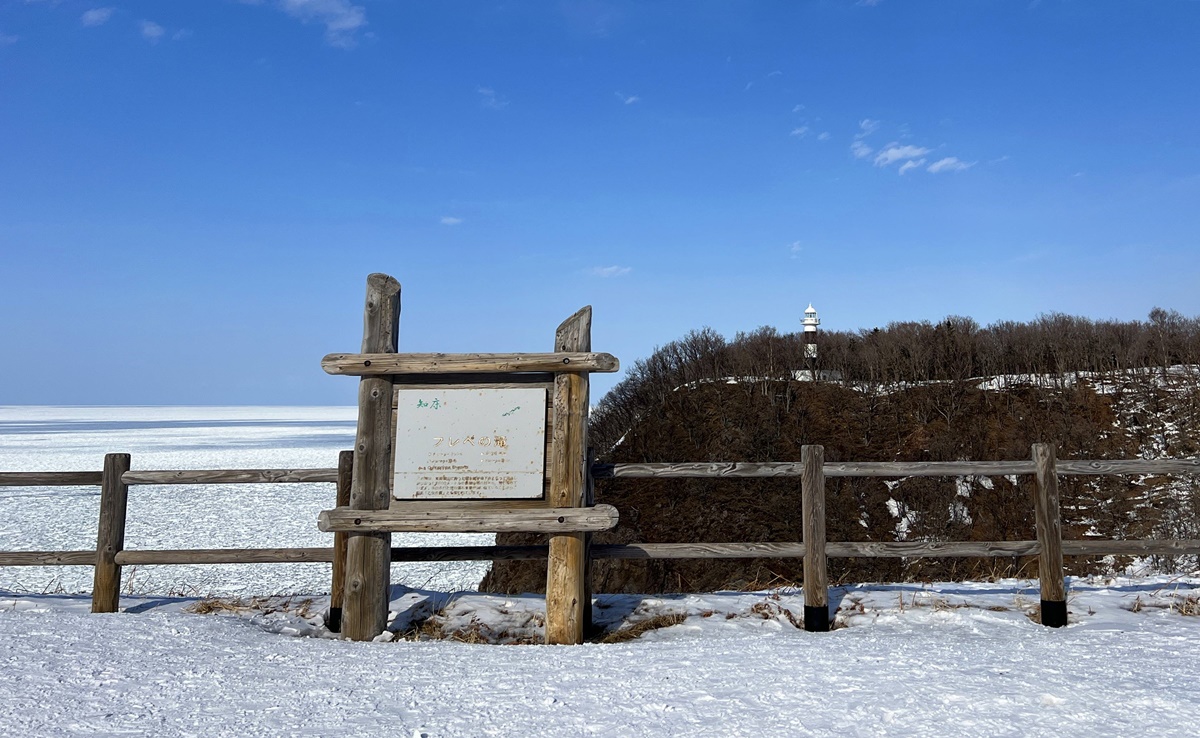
[393,387,547,500]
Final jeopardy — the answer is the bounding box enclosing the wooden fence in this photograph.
[2,445,1198,632]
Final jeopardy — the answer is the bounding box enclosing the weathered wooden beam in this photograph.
[0,471,103,487]
[594,458,1200,479]
[122,468,338,485]
[1033,443,1067,627]
[317,504,618,534]
[343,273,401,642]
[91,453,131,614]
[802,445,829,632]
[546,306,592,646]
[1062,539,1200,555]
[322,351,619,376]
[326,450,353,633]
[115,548,336,565]
[0,550,98,566]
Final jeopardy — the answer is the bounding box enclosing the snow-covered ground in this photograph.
[3,407,1200,736]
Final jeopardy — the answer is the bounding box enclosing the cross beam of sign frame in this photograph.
[319,273,620,644]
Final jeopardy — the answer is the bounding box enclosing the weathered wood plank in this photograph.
[317,504,617,534]
[322,352,619,376]
[115,548,337,565]
[1062,539,1200,555]
[828,541,1040,557]
[0,471,103,487]
[0,550,97,566]
[546,306,592,645]
[327,450,353,633]
[122,468,338,485]
[92,453,130,613]
[802,445,829,631]
[1033,443,1067,627]
[343,272,401,642]
[390,372,556,387]
[595,458,1200,479]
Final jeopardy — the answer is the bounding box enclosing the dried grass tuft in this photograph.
[599,613,687,643]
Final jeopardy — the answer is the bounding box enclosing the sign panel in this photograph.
[393,387,547,500]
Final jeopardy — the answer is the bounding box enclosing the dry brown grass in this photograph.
[598,613,688,643]
[186,596,316,619]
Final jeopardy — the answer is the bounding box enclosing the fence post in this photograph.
[1032,443,1067,627]
[326,449,354,633]
[801,444,829,632]
[92,453,131,613]
[545,306,591,645]
[343,273,401,641]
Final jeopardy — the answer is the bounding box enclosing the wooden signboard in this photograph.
[392,387,547,500]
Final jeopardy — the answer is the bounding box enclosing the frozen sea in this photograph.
[0,406,492,596]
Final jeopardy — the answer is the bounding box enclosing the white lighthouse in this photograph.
[802,304,819,360]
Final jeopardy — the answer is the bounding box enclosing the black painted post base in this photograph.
[804,605,830,632]
[1041,600,1068,628]
[326,607,343,633]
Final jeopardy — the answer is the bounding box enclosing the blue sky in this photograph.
[2,0,1198,405]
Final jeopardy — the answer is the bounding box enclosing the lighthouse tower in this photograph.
[802,304,820,361]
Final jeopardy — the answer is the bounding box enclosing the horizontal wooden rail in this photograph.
[0,550,98,566]
[115,548,336,565]
[0,471,103,487]
[593,458,1200,479]
[122,469,339,485]
[322,351,620,376]
[317,504,620,533]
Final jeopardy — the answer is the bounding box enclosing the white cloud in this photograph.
[440,216,463,226]
[0,32,16,46]
[817,132,831,142]
[589,265,631,278]
[615,92,640,105]
[139,20,164,42]
[850,140,873,159]
[874,143,931,167]
[927,157,974,173]
[81,8,114,26]
[477,87,509,110]
[277,0,366,49]
[172,29,192,41]
[790,126,809,138]
[790,241,804,256]
[856,119,880,138]
[898,159,926,175]
[793,104,805,113]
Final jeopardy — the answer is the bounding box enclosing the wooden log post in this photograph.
[1032,443,1067,627]
[326,449,353,633]
[801,444,829,632]
[343,274,401,641]
[545,306,591,645]
[92,453,131,613]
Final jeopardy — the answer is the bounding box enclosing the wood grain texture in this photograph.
[545,306,591,645]
[323,351,618,376]
[317,504,617,533]
[595,458,1200,479]
[390,372,556,387]
[115,548,336,565]
[122,468,338,485]
[1033,443,1066,603]
[0,550,97,566]
[343,272,401,642]
[802,445,827,609]
[91,453,130,613]
[0,471,103,487]
[327,449,353,633]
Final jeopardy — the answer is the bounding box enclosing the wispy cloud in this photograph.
[790,126,809,138]
[927,156,974,173]
[874,143,931,167]
[0,31,17,46]
[440,216,463,226]
[792,104,805,113]
[789,241,805,259]
[477,87,509,110]
[898,159,926,175]
[276,0,366,49]
[615,91,640,105]
[81,7,114,26]
[139,20,164,42]
[817,132,831,142]
[850,140,873,159]
[856,119,880,138]
[589,265,631,278]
